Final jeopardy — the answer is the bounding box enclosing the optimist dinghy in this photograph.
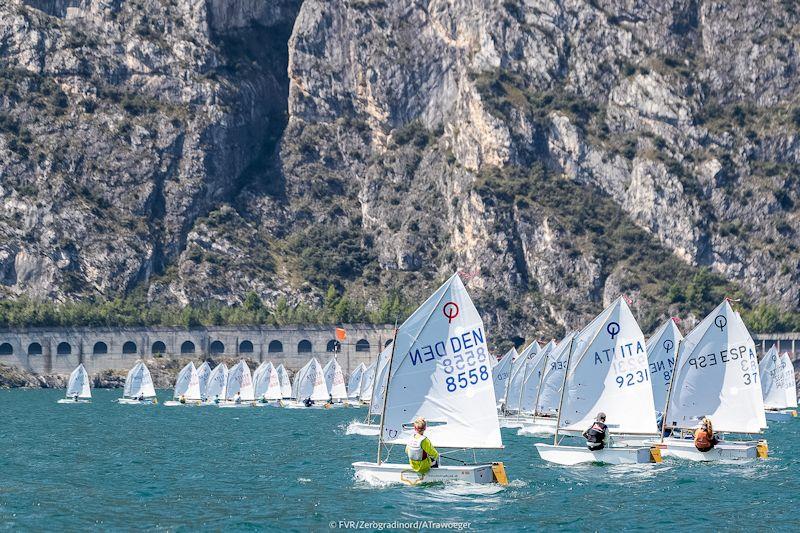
[535,297,662,465]
[163,362,202,406]
[203,363,228,405]
[346,363,367,405]
[118,361,157,404]
[353,273,508,485]
[499,344,538,428]
[347,346,391,435]
[760,347,798,421]
[650,299,768,461]
[323,356,348,406]
[492,348,516,411]
[276,364,293,400]
[253,362,283,405]
[58,363,92,403]
[196,361,212,398]
[518,335,574,437]
[219,361,256,408]
[283,358,331,408]
[646,318,684,419]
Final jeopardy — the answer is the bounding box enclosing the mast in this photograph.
[552,338,575,445]
[531,340,553,419]
[516,346,535,412]
[660,339,683,443]
[364,346,383,424]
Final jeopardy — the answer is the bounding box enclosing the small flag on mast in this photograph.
[335,327,347,341]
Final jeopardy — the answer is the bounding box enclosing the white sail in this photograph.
[559,297,657,435]
[347,363,366,399]
[292,359,310,399]
[781,352,798,409]
[124,361,156,398]
[255,362,282,400]
[381,273,502,449]
[66,363,91,399]
[520,340,556,412]
[760,347,796,410]
[323,357,348,400]
[276,364,292,398]
[197,361,212,397]
[536,333,576,415]
[505,342,540,412]
[205,363,228,400]
[665,299,766,433]
[296,358,329,401]
[369,345,393,416]
[646,318,684,412]
[225,361,255,401]
[359,361,377,400]
[173,362,199,399]
[252,362,268,388]
[492,348,516,405]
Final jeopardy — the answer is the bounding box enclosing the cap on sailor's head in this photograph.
[596,412,606,421]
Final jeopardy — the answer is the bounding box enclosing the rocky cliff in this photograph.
[1,0,798,345]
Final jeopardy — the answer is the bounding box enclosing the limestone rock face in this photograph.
[1,0,798,343]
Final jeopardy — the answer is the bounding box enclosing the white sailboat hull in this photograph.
[346,422,380,436]
[765,409,797,422]
[117,398,155,405]
[57,398,91,404]
[535,443,658,465]
[650,438,765,461]
[163,399,203,406]
[498,414,528,429]
[352,461,503,485]
[517,417,558,437]
[282,400,333,409]
[218,401,256,408]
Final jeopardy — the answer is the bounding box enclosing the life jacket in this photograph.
[694,429,714,452]
[586,422,607,444]
[407,433,429,462]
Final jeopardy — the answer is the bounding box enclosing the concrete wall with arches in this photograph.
[0,324,396,377]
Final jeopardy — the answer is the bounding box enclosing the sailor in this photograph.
[694,417,719,452]
[582,412,609,451]
[137,392,145,402]
[214,394,220,404]
[406,417,439,474]
[235,392,242,404]
[179,394,186,405]
[303,397,313,407]
[73,393,79,402]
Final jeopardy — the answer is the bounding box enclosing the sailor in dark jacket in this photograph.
[583,412,609,451]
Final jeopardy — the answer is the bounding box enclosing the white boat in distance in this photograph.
[118,361,157,404]
[58,363,92,403]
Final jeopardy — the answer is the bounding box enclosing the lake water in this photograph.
[1,389,797,531]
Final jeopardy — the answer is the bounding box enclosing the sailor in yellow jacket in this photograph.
[406,417,439,474]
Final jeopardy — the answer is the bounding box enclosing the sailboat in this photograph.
[357,360,377,405]
[518,334,575,437]
[276,364,292,399]
[118,361,157,404]
[646,318,683,422]
[323,356,348,405]
[252,361,268,389]
[204,362,228,404]
[353,273,508,485]
[515,340,557,436]
[197,361,212,399]
[651,299,768,460]
[347,346,391,435]
[58,363,92,403]
[163,362,202,406]
[499,343,540,428]
[284,358,330,408]
[535,297,662,465]
[760,347,798,421]
[492,348,516,410]
[219,360,256,407]
[346,362,366,404]
[254,362,283,405]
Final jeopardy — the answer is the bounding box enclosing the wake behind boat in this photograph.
[353,273,508,486]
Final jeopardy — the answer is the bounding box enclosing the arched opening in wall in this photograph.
[57,342,71,355]
[268,340,283,353]
[239,340,254,353]
[0,343,12,355]
[355,339,370,352]
[122,341,137,354]
[181,341,195,354]
[28,343,42,356]
[297,340,312,353]
[384,339,393,347]
[152,341,166,354]
[326,340,340,352]
[93,342,108,355]
[210,340,225,354]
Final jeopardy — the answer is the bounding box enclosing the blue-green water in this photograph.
[1,389,798,531]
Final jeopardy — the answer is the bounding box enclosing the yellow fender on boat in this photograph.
[757,440,768,459]
[491,462,509,485]
[649,447,663,463]
[791,410,798,418]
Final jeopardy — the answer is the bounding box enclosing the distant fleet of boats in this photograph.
[58,272,797,485]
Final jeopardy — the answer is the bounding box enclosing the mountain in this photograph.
[1,0,798,346]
